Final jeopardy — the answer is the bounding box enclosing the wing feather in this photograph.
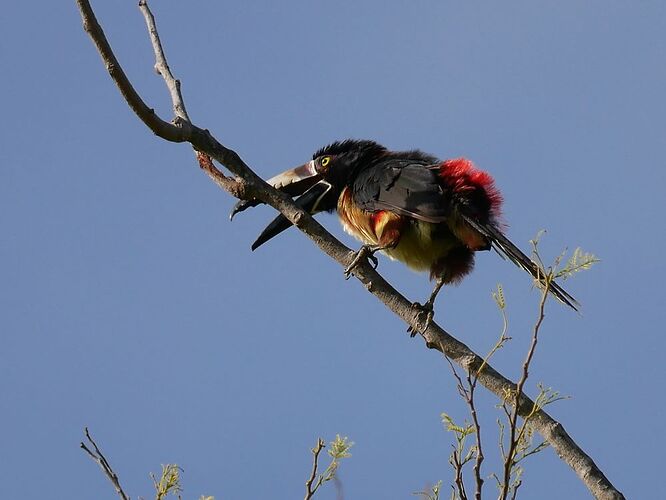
[351,161,451,223]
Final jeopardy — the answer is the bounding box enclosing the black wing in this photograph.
[351,160,579,311]
[351,160,452,223]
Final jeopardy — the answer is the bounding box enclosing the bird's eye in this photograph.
[320,156,331,168]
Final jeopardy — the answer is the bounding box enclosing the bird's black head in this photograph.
[310,139,388,189]
[259,139,389,211]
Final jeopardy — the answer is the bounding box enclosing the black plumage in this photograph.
[231,139,579,326]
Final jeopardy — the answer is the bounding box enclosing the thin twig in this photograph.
[467,373,484,500]
[444,356,484,500]
[510,480,522,500]
[304,439,325,500]
[501,277,550,500]
[453,449,468,500]
[75,3,625,498]
[138,0,190,122]
[444,359,469,500]
[80,428,130,500]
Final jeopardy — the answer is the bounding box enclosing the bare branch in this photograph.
[138,0,190,122]
[80,428,130,500]
[452,448,468,500]
[75,2,625,499]
[510,480,522,500]
[75,0,187,142]
[501,277,550,500]
[467,373,484,500]
[304,439,325,500]
[444,354,484,500]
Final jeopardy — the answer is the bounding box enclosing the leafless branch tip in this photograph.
[80,427,130,500]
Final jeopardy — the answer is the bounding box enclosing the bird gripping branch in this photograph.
[231,140,578,330]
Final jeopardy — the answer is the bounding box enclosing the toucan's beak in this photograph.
[251,180,332,251]
[266,160,320,192]
[230,161,321,220]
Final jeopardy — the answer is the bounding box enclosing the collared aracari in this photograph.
[230,139,578,327]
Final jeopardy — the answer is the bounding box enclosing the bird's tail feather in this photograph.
[461,215,579,311]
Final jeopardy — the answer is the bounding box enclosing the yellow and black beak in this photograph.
[229,161,334,250]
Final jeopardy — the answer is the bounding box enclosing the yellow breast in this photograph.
[336,187,458,273]
[385,220,459,272]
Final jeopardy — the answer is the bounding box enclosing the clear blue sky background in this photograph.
[1,2,664,499]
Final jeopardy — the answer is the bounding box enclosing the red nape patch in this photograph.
[439,158,504,220]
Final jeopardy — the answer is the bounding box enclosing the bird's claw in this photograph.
[344,246,379,279]
[407,301,435,337]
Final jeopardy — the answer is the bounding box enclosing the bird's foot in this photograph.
[407,301,435,337]
[408,278,445,336]
[344,245,379,280]
[229,198,260,220]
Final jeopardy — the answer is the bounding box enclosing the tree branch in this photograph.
[444,356,482,500]
[138,0,190,122]
[304,439,326,500]
[467,374,484,500]
[501,280,549,499]
[80,428,130,500]
[75,0,187,142]
[76,2,624,498]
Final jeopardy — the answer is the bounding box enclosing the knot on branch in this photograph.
[172,116,191,130]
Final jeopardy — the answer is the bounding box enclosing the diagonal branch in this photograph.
[76,2,624,499]
[80,427,130,500]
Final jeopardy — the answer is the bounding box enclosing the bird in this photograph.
[230,139,578,330]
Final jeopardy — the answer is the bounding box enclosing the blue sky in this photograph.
[1,2,665,499]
